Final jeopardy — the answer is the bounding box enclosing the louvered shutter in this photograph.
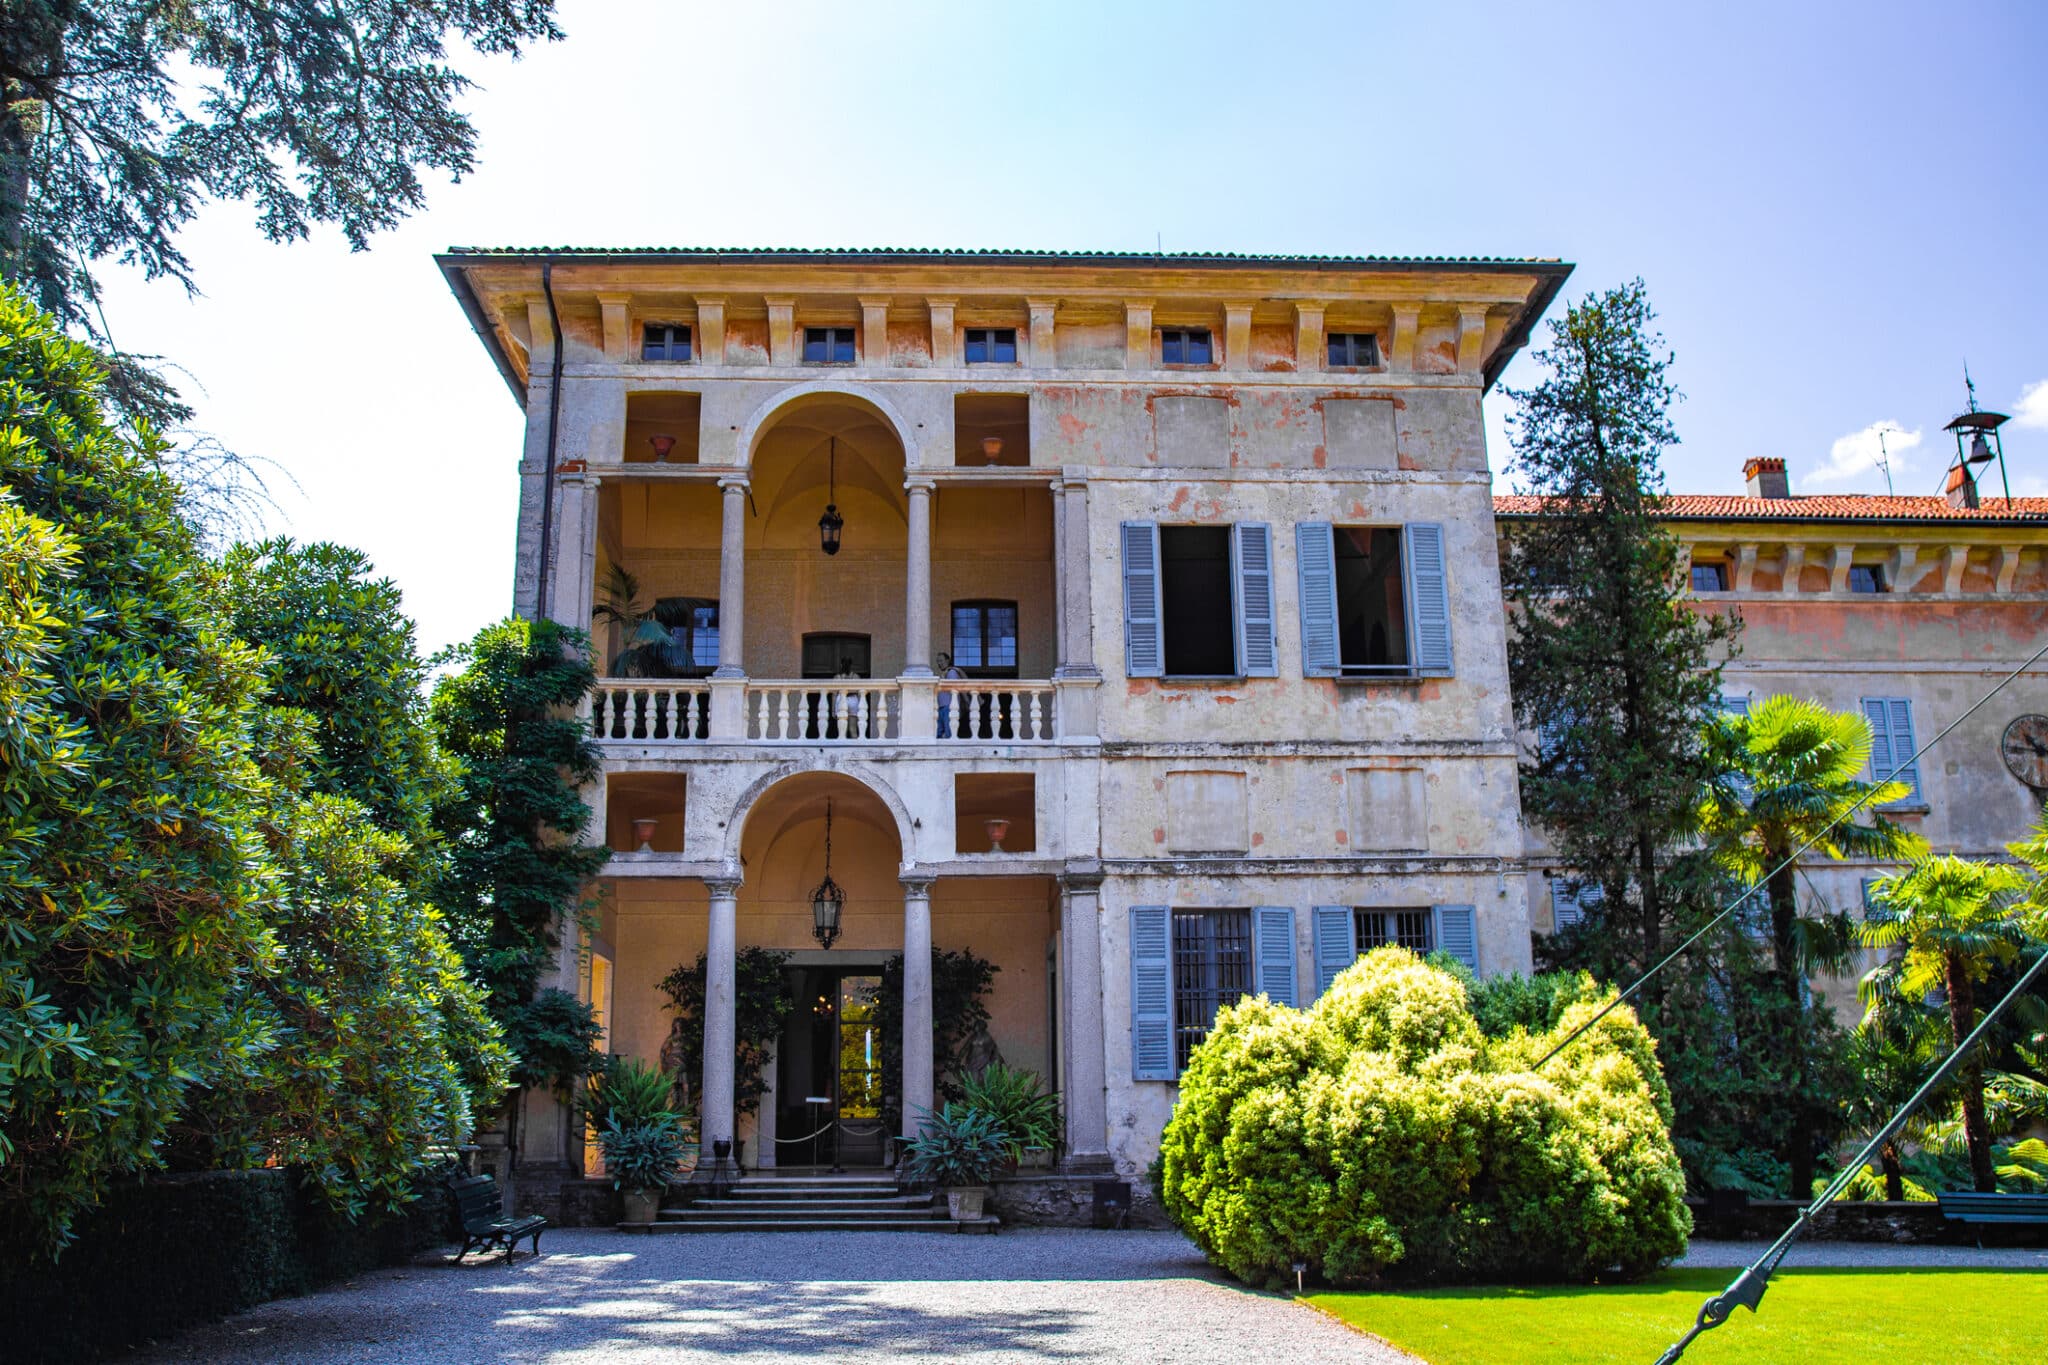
[1405,523,1453,675]
[1121,521,1163,679]
[1720,694,1751,716]
[1129,906,1174,1079]
[1232,523,1278,677]
[1862,697,1922,803]
[1433,904,1478,970]
[1550,878,1602,930]
[1252,906,1298,1007]
[1295,522,1340,677]
[1312,905,1356,999]
[1861,877,1892,923]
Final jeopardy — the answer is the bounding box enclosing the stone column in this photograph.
[547,471,599,627]
[900,874,936,1132]
[1049,478,1069,671]
[904,478,935,677]
[701,876,741,1156]
[714,478,748,676]
[1059,865,1111,1168]
[1057,480,1098,677]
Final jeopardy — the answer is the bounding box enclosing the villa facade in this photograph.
[438,247,1569,1194]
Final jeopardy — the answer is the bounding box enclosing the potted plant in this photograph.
[983,816,1011,852]
[980,435,1004,464]
[587,1057,696,1224]
[902,1101,1008,1220]
[960,1063,1062,1170]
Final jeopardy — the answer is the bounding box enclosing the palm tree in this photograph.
[591,565,675,678]
[1842,1008,1944,1201]
[1699,695,1927,1193]
[1859,855,2040,1192]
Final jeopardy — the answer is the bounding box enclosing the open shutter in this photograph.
[1121,521,1163,679]
[1432,904,1478,971]
[1549,878,1601,930]
[1312,905,1356,999]
[1404,522,1453,676]
[1295,522,1340,677]
[1130,906,1174,1079]
[1863,697,1922,803]
[1232,523,1277,677]
[1252,906,1297,1007]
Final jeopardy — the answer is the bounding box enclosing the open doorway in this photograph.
[775,965,889,1168]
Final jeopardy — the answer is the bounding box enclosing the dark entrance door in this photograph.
[776,967,888,1168]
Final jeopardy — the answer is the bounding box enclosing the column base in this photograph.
[1057,1152,1114,1175]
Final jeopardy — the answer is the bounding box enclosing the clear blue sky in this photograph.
[97,0,2048,657]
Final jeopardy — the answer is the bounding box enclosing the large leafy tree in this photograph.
[1700,695,1926,1193]
[430,616,607,1012]
[1861,855,2042,1192]
[1502,279,1739,995]
[0,284,277,1256]
[0,0,560,420]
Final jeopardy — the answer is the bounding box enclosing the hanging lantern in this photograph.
[819,436,844,556]
[811,799,845,949]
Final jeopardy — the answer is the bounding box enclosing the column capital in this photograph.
[1060,861,1105,894]
[898,871,936,897]
[702,874,743,898]
[717,474,750,492]
[1048,477,1067,494]
[857,295,893,309]
[903,475,936,495]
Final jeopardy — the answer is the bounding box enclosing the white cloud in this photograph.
[1806,421,1922,487]
[2013,379,2048,430]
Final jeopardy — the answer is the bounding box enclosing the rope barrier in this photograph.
[771,1120,890,1145]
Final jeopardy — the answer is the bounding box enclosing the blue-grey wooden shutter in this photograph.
[1252,906,1297,1007]
[1295,522,1340,677]
[1432,904,1478,970]
[1404,522,1453,676]
[1720,694,1751,716]
[1312,905,1356,999]
[1861,876,1891,923]
[1862,697,1922,803]
[1550,878,1601,930]
[1129,906,1174,1079]
[1121,521,1163,679]
[1231,523,1277,677]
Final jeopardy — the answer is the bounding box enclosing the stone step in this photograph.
[632,1217,999,1235]
[658,1203,942,1222]
[667,1196,935,1214]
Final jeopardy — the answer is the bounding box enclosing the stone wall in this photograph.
[989,1173,1171,1230]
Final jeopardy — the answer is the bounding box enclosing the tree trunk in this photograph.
[1881,1142,1904,1203]
[1768,856,1813,1196]
[1945,954,1996,1194]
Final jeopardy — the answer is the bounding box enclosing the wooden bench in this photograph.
[1936,1191,2048,1245]
[448,1173,547,1260]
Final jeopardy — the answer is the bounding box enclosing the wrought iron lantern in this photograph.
[811,799,845,949]
[818,436,844,555]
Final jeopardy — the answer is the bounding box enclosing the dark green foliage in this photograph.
[1457,965,1602,1038]
[430,616,607,1010]
[0,1167,452,1362]
[0,1,561,424]
[1160,949,1689,1287]
[659,948,794,1122]
[586,1055,687,1130]
[1502,279,1740,991]
[503,987,606,1095]
[901,1102,1009,1188]
[959,1063,1062,1160]
[878,947,999,1132]
[597,1115,688,1193]
[0,285,278,1257]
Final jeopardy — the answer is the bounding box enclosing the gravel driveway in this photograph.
[135,1228,1418,1364]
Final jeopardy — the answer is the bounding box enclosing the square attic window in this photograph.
[642,324,691,361]
[803,327,857,364]
[964,328,1018,364]
[1161,328,1213,365]
[1848,565,1887,594]
[1327,332,1381,367]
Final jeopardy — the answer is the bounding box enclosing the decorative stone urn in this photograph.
[983,817,1011,853]
[632,817,658,852]
[648,434,677,463]
[946,1185,989,1220]
[980,435,1004,464]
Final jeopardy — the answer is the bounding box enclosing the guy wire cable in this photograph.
[1650,945,2048,1364]
[1535,634,2048,1071]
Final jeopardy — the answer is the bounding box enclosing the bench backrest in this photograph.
[449,1174,507,1229]
[1937,1192,2048,1216]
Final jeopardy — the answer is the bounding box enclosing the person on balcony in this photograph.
[937,653,966,738]
[837,658,865,738]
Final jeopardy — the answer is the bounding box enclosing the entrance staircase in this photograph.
[650,1171,998,1233]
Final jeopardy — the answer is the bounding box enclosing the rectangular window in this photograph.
[963,328,1018,364]
[1861,696,1923,804]
[1334,527,1410,673]
[641,324,692,361]
[1355,908,1432,954]
[1548,877,1603,930]
[950,600,1019,677]
[1327,332,1381,367]
[1691,561,1730,592]
[1847,564,1887,594]
[653,597,719,676]
[803,327,857,364]
[1171,909,1251,1070]
[1160,525,1236,676]
[1161,328,1213,365]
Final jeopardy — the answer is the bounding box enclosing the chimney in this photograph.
[1743,457,1791,499]
[1946,462,1981,511]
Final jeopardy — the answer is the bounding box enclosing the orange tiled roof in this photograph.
[1493,493,2048,524]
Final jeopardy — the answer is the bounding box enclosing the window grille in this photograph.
[1172,909,1251,1070]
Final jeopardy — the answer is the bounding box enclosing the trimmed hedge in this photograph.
[0,1168,453,1361]
[1157,948,1692,1287]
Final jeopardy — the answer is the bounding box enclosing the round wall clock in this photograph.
[2002,715,2048,790]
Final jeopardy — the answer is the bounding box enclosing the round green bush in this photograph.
[1157,948,1691,1286]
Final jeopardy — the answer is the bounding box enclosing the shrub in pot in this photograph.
[902,1102,1008,1220]
[587,1058,696,1220]
[960,1063,1062,1167]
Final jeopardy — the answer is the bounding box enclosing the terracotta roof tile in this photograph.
[1493,493,2048,525]
[442,246,1568,269]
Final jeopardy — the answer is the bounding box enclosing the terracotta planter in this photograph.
[648,434,677,463]
[946,1185,988,1220]
[983,817,1011,853]
[980,435,1004,464]
[631,817,658,852]
[621,1187,660,1224]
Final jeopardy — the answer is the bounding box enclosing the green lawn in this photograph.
[1306,1268,2045,1364]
